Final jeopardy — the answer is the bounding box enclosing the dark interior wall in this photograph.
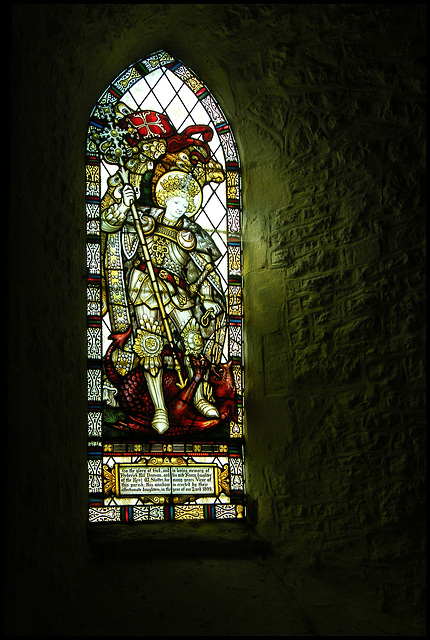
[8,4,426,636]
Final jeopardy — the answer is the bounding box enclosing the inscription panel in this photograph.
[118,464,216,496]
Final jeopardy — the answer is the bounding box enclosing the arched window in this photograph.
[86,50,245,523]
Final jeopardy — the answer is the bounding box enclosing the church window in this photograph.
[85,51,245,523]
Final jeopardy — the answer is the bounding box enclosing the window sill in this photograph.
[87,520,270,559]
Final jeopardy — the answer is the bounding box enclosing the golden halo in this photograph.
[154,170,202,216]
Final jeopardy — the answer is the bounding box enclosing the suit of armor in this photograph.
[101,171,226,433]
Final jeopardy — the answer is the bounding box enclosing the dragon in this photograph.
[104,329,237,436]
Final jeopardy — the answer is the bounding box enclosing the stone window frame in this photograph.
[85,50,246,525]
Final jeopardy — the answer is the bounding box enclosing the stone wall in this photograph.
[238,3,426,619]
[8,4,426,635]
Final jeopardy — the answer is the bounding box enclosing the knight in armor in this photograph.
[101,168,226,434]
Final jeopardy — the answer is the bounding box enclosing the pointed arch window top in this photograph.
[87,50,239,164]
[86,51,244,524]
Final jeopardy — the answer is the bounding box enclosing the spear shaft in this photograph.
[119,164,187,389]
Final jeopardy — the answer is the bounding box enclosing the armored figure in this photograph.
[101,169,226,434]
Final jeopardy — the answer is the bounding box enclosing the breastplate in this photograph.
[146,227,195,276]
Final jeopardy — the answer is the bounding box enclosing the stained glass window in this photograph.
[86,50,245,523]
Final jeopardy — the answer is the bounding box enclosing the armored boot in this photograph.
[145,369,169,434]
[183,354,219,418]
[194,384,220,418]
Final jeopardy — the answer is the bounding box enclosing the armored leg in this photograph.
[179,317,220,419]
[132,311,169,433]
[144,369,169,434]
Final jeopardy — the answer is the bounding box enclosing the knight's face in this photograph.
[165,194,189,218]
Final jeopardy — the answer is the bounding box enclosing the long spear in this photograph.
[118,161,188,389]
